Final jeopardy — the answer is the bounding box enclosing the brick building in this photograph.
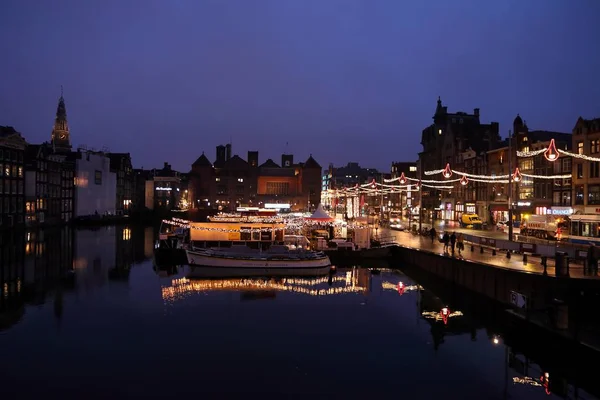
[572,116,600,214]
[419,97,501,222]
[188,145,322,212]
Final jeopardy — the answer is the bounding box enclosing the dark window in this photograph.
[591,162,600,179]
[95,170,102,185]
[577,163,583,179]
[575,185,584,205]
[589,185,600,205]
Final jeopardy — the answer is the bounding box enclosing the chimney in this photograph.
[216,145,225,163]
[248,151,258,167]
[225,144,232,160]
[474,108,480,117]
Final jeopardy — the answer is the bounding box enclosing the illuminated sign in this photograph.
[551,208,573,215]
[156,187,172,191]
[264,203,291,209]
[517,201,531,207]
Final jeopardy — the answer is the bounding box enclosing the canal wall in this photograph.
[391,245,598,309]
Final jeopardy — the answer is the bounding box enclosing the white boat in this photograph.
[186,244,332,276]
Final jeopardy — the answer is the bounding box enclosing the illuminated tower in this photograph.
[50,87,72,152]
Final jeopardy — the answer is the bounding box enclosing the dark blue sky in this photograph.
[1,0,599,172]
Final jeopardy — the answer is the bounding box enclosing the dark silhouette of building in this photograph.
[0,126,27,228]
[189,144,322,212]
[50,89,72,153]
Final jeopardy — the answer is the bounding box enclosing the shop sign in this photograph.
[516,201,531,207]
[584,207,600,214]
[550,207,573,216]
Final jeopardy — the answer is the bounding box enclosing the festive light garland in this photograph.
[424,165,569,181]
[163,217,372,232]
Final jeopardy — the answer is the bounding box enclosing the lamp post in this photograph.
[507,130,514,242]
[418,160,423,234]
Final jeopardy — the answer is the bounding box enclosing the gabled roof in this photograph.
[259,159,280,168]
[303,155,321,169]
[222,155,249,169]
[192,152,212,167]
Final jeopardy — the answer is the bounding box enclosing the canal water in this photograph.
[0,225,597,399]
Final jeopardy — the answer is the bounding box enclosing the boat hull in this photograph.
[187,265,332,278]
[186,250,332,276]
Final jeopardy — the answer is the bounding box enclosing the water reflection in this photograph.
[161,268,370,303]
[0,225,154,331]
[0,227,599,398]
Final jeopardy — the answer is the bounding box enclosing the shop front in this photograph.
[489,203,509,224]
[441,201,453,221]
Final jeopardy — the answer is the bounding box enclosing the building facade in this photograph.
[74,150,116,217]
[513,115,571,219]
[108,153,134,215]
[24,143,63,226]
[390,161,418,216]
[486,140,514,224]
[144,162,183,211]
[419,97,501,222]
[572,117,600,214]
[189,145,322,212]
[0,126,27,228]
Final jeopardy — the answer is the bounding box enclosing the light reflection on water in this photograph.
[0,226,597,399]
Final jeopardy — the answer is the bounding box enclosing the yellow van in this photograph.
[460,213,483,229]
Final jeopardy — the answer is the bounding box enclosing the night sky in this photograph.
[1,0,599,172]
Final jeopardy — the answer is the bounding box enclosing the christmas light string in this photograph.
[163,217,372,232]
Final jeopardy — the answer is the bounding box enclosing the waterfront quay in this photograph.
[382,227,600,359]
[1,224,599,398]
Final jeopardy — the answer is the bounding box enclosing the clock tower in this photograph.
[50,87,72,152]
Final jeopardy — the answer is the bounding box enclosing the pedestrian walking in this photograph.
[450,232,457,254]
[457,233,464,255]
[430,227,436,244]
[442,232,450,253]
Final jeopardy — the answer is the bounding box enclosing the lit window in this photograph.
[438,129,442,135]
[215,178,220,182]
[238,178,244,183]
[409,166,417,172]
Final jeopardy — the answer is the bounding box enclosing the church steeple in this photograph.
[51,86,71,152]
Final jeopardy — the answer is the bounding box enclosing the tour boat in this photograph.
[186,244,332,277]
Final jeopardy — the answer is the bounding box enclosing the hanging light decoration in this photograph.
[440,307,450,325]
[544,139,560,162]
[460,175,468,186]
[512,167,522,183]
[442,163,452,178]
[415,180,421,190]
[399,172,407,185]
[371,179,376,189]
